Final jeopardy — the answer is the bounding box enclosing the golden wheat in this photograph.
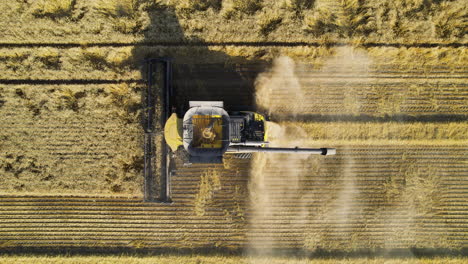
[30,0,75,18]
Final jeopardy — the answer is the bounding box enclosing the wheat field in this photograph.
[0,0,466,262]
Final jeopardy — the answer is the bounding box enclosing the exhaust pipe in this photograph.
[227,146,336,155]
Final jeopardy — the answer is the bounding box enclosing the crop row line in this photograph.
[1,200,467,207]
[0,232,464,239]
[0,79,144,85]
[0,41,466,48]
[0,220,465,226]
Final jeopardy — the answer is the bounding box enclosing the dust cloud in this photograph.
[255,48,373,118]
[254,56,305,117]
[247,48,375,255]
[247,122,311,255]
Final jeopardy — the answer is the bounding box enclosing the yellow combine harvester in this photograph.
[165,101,336,164]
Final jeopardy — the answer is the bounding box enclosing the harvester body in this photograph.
[164,101,336,164]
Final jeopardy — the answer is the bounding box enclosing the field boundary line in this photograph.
[0,79,144,85]
[0,195,143,200]
[0,42,466,48]
[0,75,466,85]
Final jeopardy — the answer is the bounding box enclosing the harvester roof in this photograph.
[182,106,230,158]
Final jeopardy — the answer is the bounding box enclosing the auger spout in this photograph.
[227,146,336,155]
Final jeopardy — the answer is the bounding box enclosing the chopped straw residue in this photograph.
[194,169,221,216]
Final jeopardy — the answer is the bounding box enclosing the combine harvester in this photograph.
[145,58,336,203]
[164,101,336,162]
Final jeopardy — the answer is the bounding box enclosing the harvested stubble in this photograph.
[0,143,465,250]
[247,145,467,251]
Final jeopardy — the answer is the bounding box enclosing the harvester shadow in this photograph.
[130,2,267,224]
